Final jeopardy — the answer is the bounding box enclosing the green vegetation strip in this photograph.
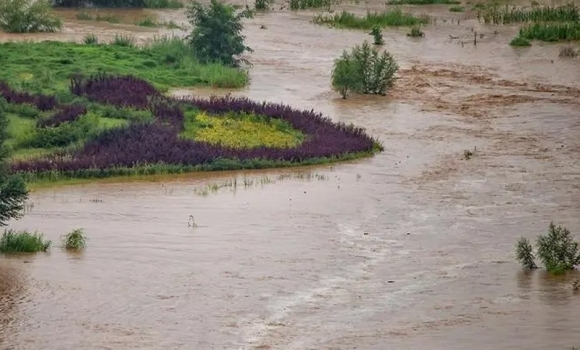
[517,22,580,42]
[314,8,429,29]
[0,39,248,95]
[387,0,459,5]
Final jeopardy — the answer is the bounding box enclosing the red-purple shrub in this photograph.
[38,104,88,128]
[70,73,159,109]
[0,81,57,111]
[149,98,184,131]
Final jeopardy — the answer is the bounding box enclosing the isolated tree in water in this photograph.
[186,0,252,67]
[0,107,28,226]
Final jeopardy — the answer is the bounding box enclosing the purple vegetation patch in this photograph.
[38,104,88,128]
[0,81,57,111]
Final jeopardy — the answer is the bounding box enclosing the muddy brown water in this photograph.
[1,2,580,349]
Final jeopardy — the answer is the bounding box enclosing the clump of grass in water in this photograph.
[112,34,136,47]
[462,147,476,160]
[83,34,98,45]
[136,17,158,27]
[76,11,93,20]
[315,8,429,30]
[164,20,184,29]
[449,5,464,12]
[509,36,531,46]
[407,26,424,37]
[255,0,270,10]
[95,14,122,23]
[388,0,459,4]
[143,0,184,9]
[61,228,87,250]
[0,230,51,253]
[290,0,334,10]
[370,26,384,45]
[559,45,578,57]
[518,22,580,42]
[479,4,580,24]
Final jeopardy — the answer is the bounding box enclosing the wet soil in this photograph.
[1,1,580,349]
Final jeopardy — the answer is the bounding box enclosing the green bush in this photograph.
[255,0,270,10]
[62,228,87,250]
[83,34,99,45]
[186,0,253,66]
[510,36,531,46]
[331,41,398,99]
[112,34,136,47]
[515,222,580,274]
[0,230,51,253]
[370,26,384,45]
[0,0,62,33]
[21,114,99,148]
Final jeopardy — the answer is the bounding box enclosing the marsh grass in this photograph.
[509,36,531,46]
[290,0,334,10]
[559,45,578,57]
[449,5,464,12]
[75,12,122,23]
[479,4,580,24]
[407,26,424,36]
[0,39,249,95]
[83,34,99,45]
[0,230,51,253]
[518,22,580,42]
[314,8,429,29]
[61,228,86,250]
[112,33,136,47]
[255,0,270,10]
[181,111,305,148]
[136,17,158,27]
[388,0,459,4]
[0,0,62,33]
[143,0,184,8]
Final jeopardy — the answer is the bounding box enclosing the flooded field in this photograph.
[1,1,580,349]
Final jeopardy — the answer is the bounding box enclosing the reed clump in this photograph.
[62,228,87,250]
[314,8,429,30]
[518,22,580,42]
[0,230,51,253]
[479,4,580,24]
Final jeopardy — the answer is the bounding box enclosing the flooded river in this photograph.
[1,1,580,349]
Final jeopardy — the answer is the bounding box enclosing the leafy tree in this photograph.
[515,237,537,269]
[186,0,253,67]
[0,105,29,227]
[0,0,62,33]
[331,41,398,99]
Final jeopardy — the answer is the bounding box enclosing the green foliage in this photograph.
[112,34,136,47]
[370,26,384,45]
[0,107,29,227]
[20,114,100,149]
[449,5,464,12]
[478,4,579,24]
[62,228,87,250]
[518,22,580,42]
[407,26,425,37]
[143,0,184,8]
[53,0,145,7]
[388,0,459,4]
[181,111,304,148]
[0,230,51,253]
[331,41,398,99]
[186,0,253,67]
[255,0,270,10]
[0,0,62,33]
[83,34,99,45]
[509,36,531,46]
[0,40,248,95]
[290,0,334,10]
[516,237,537,269]
[314,8,429,30]
[515,222,580,274]
[136,17,158,27]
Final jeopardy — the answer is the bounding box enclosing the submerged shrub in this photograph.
[370,26,384,45]
[289,0,333,10]
[518,22,580,42]
[62,228,86,250]
[559,45,578,57]
[83,34,99,45]
[407,26,424,37]
[515,222,580,274]
[255,0,270,10]
[314,8,429,30]
[479,4,580,24]
[0,230,51,253]
[0,0,62,33]
[510,36,531,46]
[331,41,398,99]
[112,34,136,47]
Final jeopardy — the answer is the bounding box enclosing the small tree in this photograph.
[186,0,253,67]
[515,222,580,274]
[370,26,384,45]
[0,0,62,33]
[331,41,398,99]
[0,107,29,227]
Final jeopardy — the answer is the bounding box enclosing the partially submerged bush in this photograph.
[559,45,578,57]
[518,22,580,42]
[331,41,398,99]
[315,9,429,30]
[0,0,62,33]
[112,34,136,47]
[255,0,270,10]
[62,228,86,250]
[510,36,531,46]
[515,222,580,274]
[83,34,99,45]
[0,230,51,253]
[407,26,424,37]
[370,26,384,45]
[290,0,333,10]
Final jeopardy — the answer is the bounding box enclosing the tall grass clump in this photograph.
[290,0,333,10]
[61,228,86,250]
[83,34,99,45]
[76,11,93,20]
[331,41,398,99]
[112,33,136,47]
[314,8,429,29]
[449,5,464,12]
[479,4,580,24]
[509,36,531,46]
[407,26,424,37]
[0,230,51,253]
[388,0,459,4]
[515,222,580,274]
[0,0,62,33]
[559,45,578,57]
[136,17,158,27]
[255,0,270,10]
[370,26,384,45]
[143,0,184,8]
[518,22,580,42]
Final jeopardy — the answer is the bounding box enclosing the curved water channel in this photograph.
[1,1,580,349]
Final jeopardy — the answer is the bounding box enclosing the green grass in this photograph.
[479,4,580,24]
[449,5,464,12]
[83,34,99,45]
[509,36,531,46]
[290,0,333,10]
[518,22,580,42]
[136,17,158,27]
[407,26,425,36]
[181,111,305,148]
[143,0,184,8]
[0,38,249,96]
[314,8,429,29]
[62,229,86,250]
[0,230,51,253]
[388,0,459,4]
